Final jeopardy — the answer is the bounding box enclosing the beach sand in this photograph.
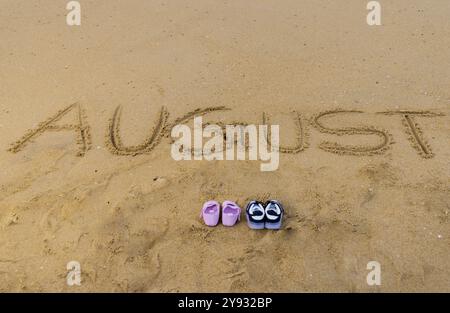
[0,0,448,291]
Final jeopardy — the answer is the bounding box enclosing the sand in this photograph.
[0,0,448,292]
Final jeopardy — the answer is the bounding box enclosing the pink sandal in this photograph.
[200,201,220,226]
[222,201,241,226]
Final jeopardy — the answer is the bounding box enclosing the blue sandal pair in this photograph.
[245,200,284,230]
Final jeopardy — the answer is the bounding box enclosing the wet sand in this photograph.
[0,0,448,291]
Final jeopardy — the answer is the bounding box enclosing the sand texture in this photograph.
[0,0,449,292]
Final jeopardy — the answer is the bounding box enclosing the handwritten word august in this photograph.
[8,103,444,159]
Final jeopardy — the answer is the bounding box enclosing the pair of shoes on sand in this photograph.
[245,200,284,230]
[200,201,241,227]
[200,200,284,230]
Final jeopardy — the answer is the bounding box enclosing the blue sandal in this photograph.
[264,200,284,230]
[245,201,265,229]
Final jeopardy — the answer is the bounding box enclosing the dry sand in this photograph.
[0,0,449,292]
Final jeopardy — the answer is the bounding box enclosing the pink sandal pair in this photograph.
[200,201,241,227]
